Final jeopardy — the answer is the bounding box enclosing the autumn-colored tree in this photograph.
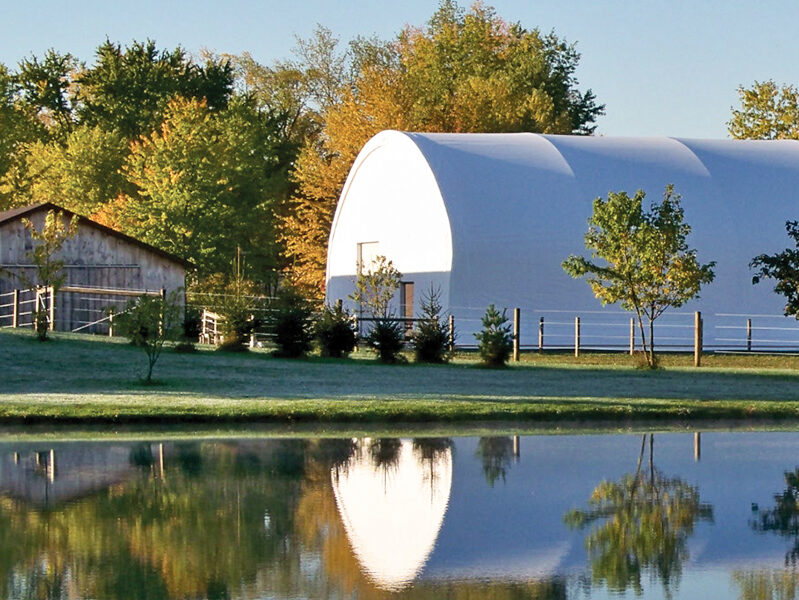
[284,1,604,298]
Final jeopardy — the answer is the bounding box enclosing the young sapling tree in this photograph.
[562,185,715,368]
[20,209,78,340]
[116,291,181,383]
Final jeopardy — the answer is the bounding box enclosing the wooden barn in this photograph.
[0,202,191,333]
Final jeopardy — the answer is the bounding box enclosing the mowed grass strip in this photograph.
[3,328,799,423]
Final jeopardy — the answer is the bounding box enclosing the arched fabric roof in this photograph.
[326,131,799,349]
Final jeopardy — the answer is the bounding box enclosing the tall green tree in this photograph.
[76,39,234,139]
[14,49,76,136]
[119,96,284,281]
[0,63,45,208]
[562,185,715,367]
[16,125,131,215]
[729,80,799,140]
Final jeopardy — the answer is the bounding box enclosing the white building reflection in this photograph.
[331,438,452,591]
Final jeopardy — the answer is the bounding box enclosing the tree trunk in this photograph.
[648,316,655,367]
[636,312,649,364]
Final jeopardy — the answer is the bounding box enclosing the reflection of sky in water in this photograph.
[2,432,799,599]
[331,433,799,598]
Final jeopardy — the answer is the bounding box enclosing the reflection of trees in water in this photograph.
[0,439,315,600]
[1,436,570,600]
[413,437,453,490]
[477,437,515,487]
[309,438,358,473]
[752,469,799,565]
[564,434,713,597]
[367,438,402,472]
[732,569,799,600]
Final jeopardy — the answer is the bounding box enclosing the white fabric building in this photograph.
[326,131,799,350]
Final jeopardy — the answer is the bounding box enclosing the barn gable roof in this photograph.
[0,202,193,269]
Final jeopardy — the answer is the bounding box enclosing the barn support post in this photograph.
[48,286,54,331]
[538,317,544,352]
[746,318,752,351]
[448,315,455,353]
[512,308,520,362]
[574,316,581,358]
[12,289,19,328]
[694,311,703,367]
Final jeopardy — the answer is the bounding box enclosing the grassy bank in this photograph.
[4,328,799,424]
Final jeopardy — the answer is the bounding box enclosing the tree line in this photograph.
[0,0,604,299]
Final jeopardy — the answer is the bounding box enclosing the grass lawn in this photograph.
[4,328,799,424]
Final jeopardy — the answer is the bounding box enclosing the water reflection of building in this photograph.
[329,433,799,596]
[332,438,453,591]
[0,443,162,507]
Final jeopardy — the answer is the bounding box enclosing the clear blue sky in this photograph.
[2,0,798,139]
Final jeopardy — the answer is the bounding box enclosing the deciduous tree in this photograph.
[562,185,715,367]
[20,209,78,340]
[76,39,234,139]
[285,1,604,298]
[751,220,799,318]
[118,97,284,280]
[729,80,799,140]
[17,125,131,215]
[115,291,182,383]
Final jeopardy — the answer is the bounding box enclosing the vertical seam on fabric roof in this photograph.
[531,133,576,178]
[668,138,713,178]
[402,132,455,276]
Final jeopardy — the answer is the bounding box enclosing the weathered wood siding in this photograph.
[0,212,186,332]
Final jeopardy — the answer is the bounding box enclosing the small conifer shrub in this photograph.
[474,304,513,367]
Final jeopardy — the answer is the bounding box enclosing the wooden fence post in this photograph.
[34,287,41,327]
[694,311,703,367]
[448,315,455,353]
[12,289,19,328]
[48,286,55,331]
[108,309,114,337]
[629,317,635,355]
[512,307,520,362]
[538,317,544,352]
[158,288,166,336]
[574,316,581,358]
[746,318,752,352]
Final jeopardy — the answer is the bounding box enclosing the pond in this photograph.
[1,430,799,599]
